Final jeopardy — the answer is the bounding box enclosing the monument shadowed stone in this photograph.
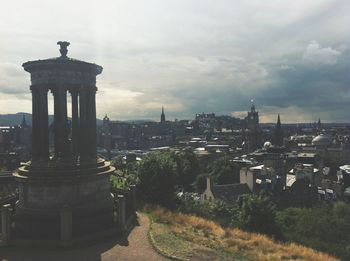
[12,42,116,243]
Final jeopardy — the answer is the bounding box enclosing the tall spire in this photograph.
[21,113,27,127]
[274,114,283,147]
[161,106,166,123]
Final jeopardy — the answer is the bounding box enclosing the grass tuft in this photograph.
[146,205,339,261]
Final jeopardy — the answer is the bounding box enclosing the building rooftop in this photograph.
[212,183,250,203]
[250,164,264,170]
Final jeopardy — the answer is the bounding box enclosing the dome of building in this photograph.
[312,134,332,147]
[263,141,272,148]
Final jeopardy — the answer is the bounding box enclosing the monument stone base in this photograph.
[12,158,116,241]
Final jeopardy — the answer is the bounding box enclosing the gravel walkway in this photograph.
[0,213,169,261]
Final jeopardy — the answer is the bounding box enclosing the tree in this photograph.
[111,155,125,170]
[275,202,350,260]
[207,156,240,185]
[174,148,201,191]
[138,151,177,207]
[111,155,139,186]
[238,194,280,237]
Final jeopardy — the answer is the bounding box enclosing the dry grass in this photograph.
[146,205,339,261]
[152,206,225,236]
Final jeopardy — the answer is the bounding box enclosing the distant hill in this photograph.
[124,119,156,124]
[0,112,34,126]
[0,113,103,126]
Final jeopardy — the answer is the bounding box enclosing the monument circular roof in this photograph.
[22,56,102,75]
[22,41,102,75]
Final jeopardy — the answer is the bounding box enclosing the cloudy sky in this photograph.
[0,0,349,123]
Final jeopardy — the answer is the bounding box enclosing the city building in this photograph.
[243,102,262,152]
[201,177,250,205]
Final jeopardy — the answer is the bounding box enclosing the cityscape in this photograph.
[1,1,350,261]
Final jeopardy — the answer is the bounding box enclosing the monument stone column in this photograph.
[70,89,79,155]
[87,87,97,159]
[38,86,49,160]
[78,86,88,160]
[52,86,69,158]
[30,86,40,161]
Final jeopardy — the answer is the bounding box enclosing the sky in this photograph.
[0,0,349,123]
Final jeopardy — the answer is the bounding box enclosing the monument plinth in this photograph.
[13,42,116,241]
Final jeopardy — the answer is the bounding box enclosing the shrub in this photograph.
[237,194,281,238]
[276,202,350,260]
[138,151,177,208]
[174,148,201,191]
[207,156,240,185]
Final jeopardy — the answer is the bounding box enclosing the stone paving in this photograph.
[0,213,169,261]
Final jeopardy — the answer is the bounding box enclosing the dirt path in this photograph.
[0,213,169,261]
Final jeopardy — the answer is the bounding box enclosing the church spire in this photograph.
[160,106,166,123]
[21,114,28,127]
[274,114,284,147]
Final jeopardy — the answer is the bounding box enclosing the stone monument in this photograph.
[13,42,115,242]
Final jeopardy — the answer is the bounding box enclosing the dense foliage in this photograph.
[173,148,200,191]
[237,194,281,238]
[176,194,237,227]
[176,194,278,232]
[276,202,350,260]
[110,155,139,190]
[112,151,242,202]
[130,150,201,207]
[137,151,177,207]
[207,156,240,184]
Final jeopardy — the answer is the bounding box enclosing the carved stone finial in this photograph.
[57,41,70,58]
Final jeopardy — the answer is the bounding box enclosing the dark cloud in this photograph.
[257,49,350,116]
[156,44,350,122]
[1,1,350,122]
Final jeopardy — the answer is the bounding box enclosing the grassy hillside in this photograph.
[146,206,338,261]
